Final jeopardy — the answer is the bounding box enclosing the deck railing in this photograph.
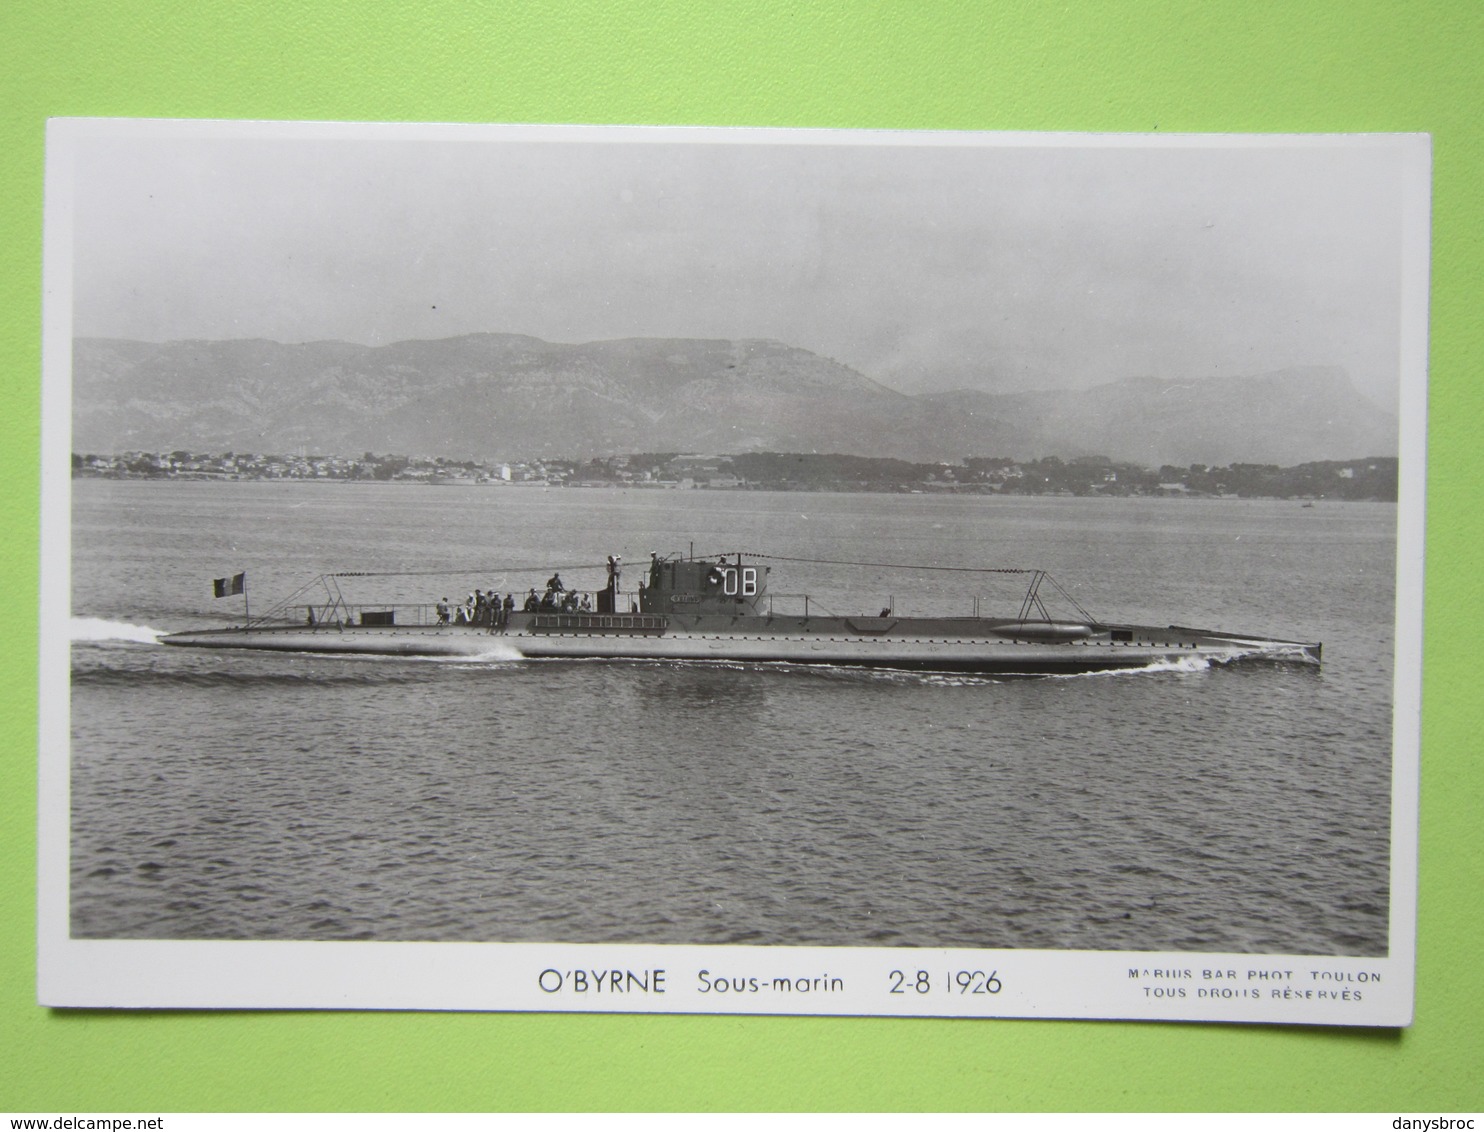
[292,592,614,629]
[277,591,1018,628]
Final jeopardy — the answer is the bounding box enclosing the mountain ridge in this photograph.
[71,333,1398,466]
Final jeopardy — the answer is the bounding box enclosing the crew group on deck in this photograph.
[435,589,518,630]
[433,556,626,631]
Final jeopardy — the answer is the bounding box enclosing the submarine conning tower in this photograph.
[639,552,771,617]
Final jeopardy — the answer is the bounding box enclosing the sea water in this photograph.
[65,480,1396,954]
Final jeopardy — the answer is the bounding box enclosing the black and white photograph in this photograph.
[39,121,1427,1024]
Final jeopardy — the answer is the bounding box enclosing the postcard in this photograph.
[39,120,1428,1024]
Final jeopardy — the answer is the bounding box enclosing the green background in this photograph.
[3,1,1479,1112]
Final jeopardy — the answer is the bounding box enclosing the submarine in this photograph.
[159,550,1322,676]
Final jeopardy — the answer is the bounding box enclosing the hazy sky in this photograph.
[67,125,1420,409]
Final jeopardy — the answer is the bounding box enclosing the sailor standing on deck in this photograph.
[601,554,622,613]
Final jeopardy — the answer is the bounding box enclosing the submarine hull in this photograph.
[160,613,1320,674]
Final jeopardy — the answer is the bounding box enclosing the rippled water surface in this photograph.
[68,481,1396,954]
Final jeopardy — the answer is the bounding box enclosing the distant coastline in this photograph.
[72,336,1399,470]
[72,450,1399,502]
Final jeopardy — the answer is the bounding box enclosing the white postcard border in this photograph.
[37,119,1430,1026]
